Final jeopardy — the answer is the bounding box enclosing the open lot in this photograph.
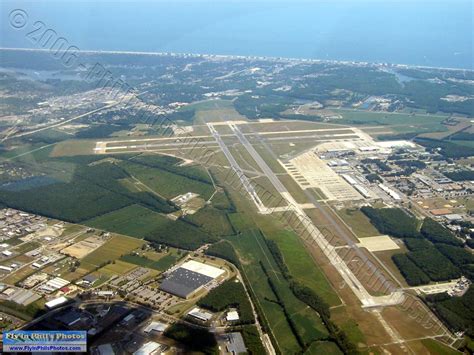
[358,235,401,252]
[80,235,145,268]
[284,151,362,201]
[61,235,105,259]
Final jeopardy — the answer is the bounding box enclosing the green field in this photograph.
[305,341,343,355]
[118,160,215,200]
[86,204,166,237]
[86,204,216,250]
[95,260,137,278]
[336,208,380,238]
[253,144,287,174]
[331,109,447,133]
[184,206,235,236]
[120,249,183,272]
[228,230,329,354]
[420,339,461,355]
[265,229,341,307]
[80,235,145,269]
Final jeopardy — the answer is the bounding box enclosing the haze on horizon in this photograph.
[1,0,473,69]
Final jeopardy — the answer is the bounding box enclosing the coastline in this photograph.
[0,47,472,73]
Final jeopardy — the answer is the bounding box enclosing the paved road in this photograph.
[9,102,120,140]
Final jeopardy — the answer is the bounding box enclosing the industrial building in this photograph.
[187,307,213,322]
[159,260,224,298]
[223,332,247,354]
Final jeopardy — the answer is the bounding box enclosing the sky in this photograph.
[1,1,472,68]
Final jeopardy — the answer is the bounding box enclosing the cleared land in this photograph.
[80,235,145,268]
[358,235,401,252]
[61,235,104,258]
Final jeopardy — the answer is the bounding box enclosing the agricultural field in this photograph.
[120,248,184,272]
[80,235,145,269]
[85,204,167,238]
[89,260,138,284]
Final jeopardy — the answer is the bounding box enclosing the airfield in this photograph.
[51,104,459,353]
[85,117,426,308]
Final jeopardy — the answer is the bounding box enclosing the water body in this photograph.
[1,1,472,69]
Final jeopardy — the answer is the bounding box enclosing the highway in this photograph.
[9,101,120,141]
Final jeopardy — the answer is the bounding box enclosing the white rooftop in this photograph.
[375,140,416,148]
[133,341,162,355]
[180,260,225,279]
[45,277,70,290]
[144,321,167,333]
[45,296,68,309]
[226,310,240,322]
[188,307,213,321]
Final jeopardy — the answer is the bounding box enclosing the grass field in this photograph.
[118,161,215,200]
[277,174,310,204]
[120,249,183,272]
[100,260,137,275]
[86,204,215,250]
[2,264,38,285]
[51,140,97,157]
[265,229,341,307]
[305,341,343,355]
[252,144,287,174]
[336,208,380,238]
[252,176,288,208]
[184,206,235,236]
[80,235,145,269]
[192,101,246,125]
[228,145,263,174]
[406,339,461,355]
[373,249,409,288]
[80,260,138,286]
[12,242,41,254]
[239,120,344,134]
[309,188,327,200]
[332,109,448,130]
[228,229,329,354]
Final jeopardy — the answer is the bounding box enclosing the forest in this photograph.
[362,207,471,285]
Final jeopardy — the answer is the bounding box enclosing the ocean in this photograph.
[1,0,472,69]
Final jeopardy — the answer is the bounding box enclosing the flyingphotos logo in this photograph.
[2,331,87,353]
